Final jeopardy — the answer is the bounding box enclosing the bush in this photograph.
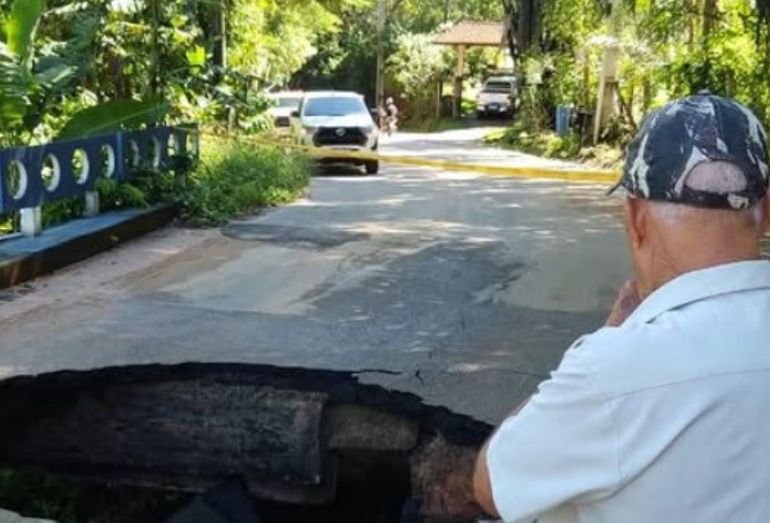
[177,138,311,226]
[485,121,624,169]
[488,121,580,159]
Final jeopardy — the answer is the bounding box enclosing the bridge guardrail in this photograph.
[0,125,198,236]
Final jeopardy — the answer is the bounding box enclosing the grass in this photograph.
[177,137,310,226]
[485,121,624,169]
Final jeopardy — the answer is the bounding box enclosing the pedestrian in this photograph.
[385,96,399,136]
[473,93,770,522]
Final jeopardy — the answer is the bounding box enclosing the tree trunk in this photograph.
[212,0,227,71]
[501,0,518,64]
[703,0,716,39]
[592,0,622,144]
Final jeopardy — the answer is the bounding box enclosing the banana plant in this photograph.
[0,0,80,145]
[0,0,169,146]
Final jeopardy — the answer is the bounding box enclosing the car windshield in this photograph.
[304,97,366,117]
[483,81,514,93]
[275,97,302,108]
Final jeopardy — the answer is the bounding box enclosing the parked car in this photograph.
[267,91,303,128]
[476,76,517,119]
[290,91,380,174]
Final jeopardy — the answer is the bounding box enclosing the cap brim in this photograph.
[606,179,624,196]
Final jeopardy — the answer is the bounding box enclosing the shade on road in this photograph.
[0,127,630,423]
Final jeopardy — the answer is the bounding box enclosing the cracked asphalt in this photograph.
[0,126,631,423]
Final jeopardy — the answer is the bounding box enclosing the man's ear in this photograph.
[624,198,647,251]
[760,191,770,235]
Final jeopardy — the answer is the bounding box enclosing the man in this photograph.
[473,93,770,522]
[385,96,399,136]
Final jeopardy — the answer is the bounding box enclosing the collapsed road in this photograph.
[0,363,489,522]
[0,127,634,521]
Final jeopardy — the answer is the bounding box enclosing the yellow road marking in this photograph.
[185,129,620,185]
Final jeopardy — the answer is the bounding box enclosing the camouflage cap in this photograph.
[609,93,770,210]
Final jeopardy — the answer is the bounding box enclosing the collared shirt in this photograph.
[487,260,770,523]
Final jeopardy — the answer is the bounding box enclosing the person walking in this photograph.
[385,96,399,136]
[473,93,770,522]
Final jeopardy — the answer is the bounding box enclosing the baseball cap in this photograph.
[608,92,770,210]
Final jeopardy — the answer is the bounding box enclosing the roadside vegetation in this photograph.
[178,138,310,226]
[484,122,624,169]
[493,0,770,167]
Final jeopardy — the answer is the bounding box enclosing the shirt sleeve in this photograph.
[486,338,620,523]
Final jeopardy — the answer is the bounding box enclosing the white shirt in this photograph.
[487,260,770,523]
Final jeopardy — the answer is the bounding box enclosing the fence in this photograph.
[0,126,198,237]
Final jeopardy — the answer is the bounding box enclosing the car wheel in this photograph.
[365,161,379,175]
[476,111,485,120]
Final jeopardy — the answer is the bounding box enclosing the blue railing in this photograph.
[0,125,198,215]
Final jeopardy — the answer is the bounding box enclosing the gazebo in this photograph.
[434,21,506,117]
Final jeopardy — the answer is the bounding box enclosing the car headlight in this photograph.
[302,125,317,135]
[361,124,376,134]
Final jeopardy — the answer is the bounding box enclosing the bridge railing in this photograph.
[0,125,199,237]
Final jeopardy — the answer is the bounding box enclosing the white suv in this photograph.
[476,76,518,119]
[291,91,380,174]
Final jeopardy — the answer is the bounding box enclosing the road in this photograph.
[0,126,630,423]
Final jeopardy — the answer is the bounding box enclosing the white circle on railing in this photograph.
[41,154,61,192]
[7,160,27,200]
[129,140,140,168]
[72,149,90,185]
[100,144,115,178]
[151,137,162,169]
[167,134,179,157]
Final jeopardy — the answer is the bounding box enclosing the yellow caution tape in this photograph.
[185,128,620,185]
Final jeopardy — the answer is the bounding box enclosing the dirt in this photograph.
[0,225,217,326]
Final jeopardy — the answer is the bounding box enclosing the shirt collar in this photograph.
[625,260,770,325]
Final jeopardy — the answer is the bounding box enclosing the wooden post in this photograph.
[453,44,466,118]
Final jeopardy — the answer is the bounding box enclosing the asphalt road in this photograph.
[0,126,631,423]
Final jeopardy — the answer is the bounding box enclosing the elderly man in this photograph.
[473,93,770,522]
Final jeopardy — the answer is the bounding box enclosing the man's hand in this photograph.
[605,280,641,327]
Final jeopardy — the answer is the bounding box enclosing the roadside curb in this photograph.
[0,205,176,290]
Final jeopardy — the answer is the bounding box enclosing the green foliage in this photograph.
[386,32,446,97]
[4,0,45,67]
[490,120,580,159]
[514,0,770,146]
[176,138,310,226]
[57,98,171,139]
[228,0,342,86]
[487,122,623,168]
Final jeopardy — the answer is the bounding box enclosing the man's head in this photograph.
[611,94,770,297]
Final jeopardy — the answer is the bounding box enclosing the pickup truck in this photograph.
[476,76,517,119]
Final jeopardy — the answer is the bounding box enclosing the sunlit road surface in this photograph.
[0,126,631,423]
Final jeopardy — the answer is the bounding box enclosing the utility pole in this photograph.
[375,0,386,108]
[592,0,621,144]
